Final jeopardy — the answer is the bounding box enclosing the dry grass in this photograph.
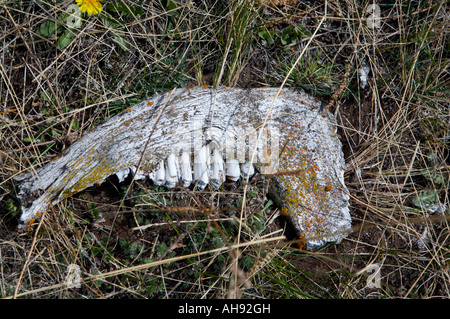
[0,0,449,299]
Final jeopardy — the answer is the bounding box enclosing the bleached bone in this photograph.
[180,150,192,188]
[14,87,351,250]
[149,161,165,186]
[193,144,210,191]
[131,166,146,181]
[226,159,241,182]
[116,168,130,183]
[210,146,225,189]
[241,162,255,180]
[164,153,179,188]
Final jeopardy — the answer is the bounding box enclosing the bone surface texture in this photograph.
[15,87,351,250]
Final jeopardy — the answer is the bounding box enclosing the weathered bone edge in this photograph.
[14,87,351,250]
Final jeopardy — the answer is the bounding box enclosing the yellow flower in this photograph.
[76,0,103,15]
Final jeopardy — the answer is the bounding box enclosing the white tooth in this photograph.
[241,162,255,180]
[131,166,146,180]
[226,158,240,182]
[180,151,193,188]
[193,144,209,190]
[150,160,165,186]
[165,153,179,188]
[116,168,130,183]
[210,147,225,189]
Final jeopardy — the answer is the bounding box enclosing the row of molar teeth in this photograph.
[145,145,256,190]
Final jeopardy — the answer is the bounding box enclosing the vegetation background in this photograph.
[0,0,448,298]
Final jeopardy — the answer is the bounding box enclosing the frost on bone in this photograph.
[14,86,351,250]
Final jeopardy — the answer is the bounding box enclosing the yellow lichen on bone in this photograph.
[14,87,350,250]
[274,122,344,247]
